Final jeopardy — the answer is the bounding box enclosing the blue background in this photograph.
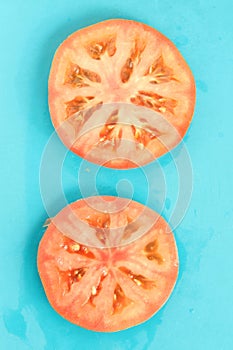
[1,0,233,349]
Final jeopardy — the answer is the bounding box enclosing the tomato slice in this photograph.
[48,19,195,169]
[37,196,178,332]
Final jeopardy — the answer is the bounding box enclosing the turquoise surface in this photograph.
[1,0,233,349]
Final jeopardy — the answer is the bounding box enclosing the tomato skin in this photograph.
[37,196,178,332]
[48,19,195,169]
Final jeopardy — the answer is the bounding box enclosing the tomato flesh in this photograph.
[37,196,178,332]
[48,19,195,169]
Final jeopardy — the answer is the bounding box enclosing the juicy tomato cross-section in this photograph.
[48,19,195,169]
[37,196,178,332]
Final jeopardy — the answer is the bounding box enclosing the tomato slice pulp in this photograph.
[48,19,195,169]
[37,196,178,332]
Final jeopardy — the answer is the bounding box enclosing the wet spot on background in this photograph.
[3,309,27,341]
[174,35,189,47]
[196,80,208,92]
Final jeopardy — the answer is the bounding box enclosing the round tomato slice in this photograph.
[48,19,195,169]
[37,196,178,332]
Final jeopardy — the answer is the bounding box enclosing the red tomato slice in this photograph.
[37,196,178,332]
[48,19,195,169]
